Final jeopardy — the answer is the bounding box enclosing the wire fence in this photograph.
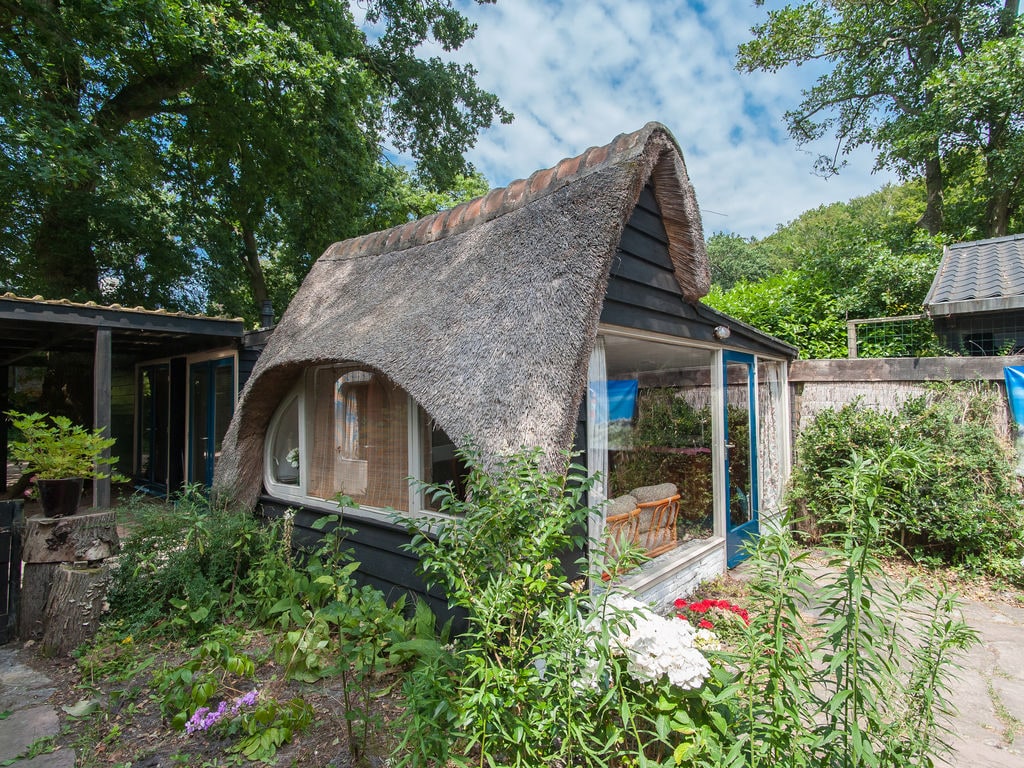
[846,315,945,359]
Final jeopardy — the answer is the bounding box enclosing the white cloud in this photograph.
[401,1,900,238]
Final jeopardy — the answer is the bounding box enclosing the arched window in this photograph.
[263,365,463,515]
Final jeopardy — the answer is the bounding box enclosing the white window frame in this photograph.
[261,367,456,523]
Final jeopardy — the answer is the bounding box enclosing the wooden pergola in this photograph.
[0,295,244,508]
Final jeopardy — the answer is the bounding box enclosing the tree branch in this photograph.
[92,56,211,135]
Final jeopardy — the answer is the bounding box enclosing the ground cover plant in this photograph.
[53,487,415,766]
[790,381,1024,583]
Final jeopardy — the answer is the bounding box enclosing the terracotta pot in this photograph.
[36,478,84,518]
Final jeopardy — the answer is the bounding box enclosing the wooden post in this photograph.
[94,327,112,509]
[40,562,112,656]
[847,320,858,359]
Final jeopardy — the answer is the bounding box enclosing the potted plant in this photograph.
[6,410,120,517]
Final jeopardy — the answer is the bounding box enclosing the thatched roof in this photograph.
[214,122,709,508]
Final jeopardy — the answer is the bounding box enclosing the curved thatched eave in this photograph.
[214,122,708,509]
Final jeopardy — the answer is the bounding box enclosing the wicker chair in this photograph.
[636,493,682,557]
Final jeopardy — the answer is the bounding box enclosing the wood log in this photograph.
[21,511,119,564]
[18,562,60,641]
[40,562,112,656]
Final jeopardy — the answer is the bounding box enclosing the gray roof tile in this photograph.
[924,234,1024,306]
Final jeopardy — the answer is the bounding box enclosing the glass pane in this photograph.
[757,360,786,522]
[308,368,409,509]
[213,364,233,460]
[191,368,210,484]
[419,416,468,511]
[726,362,753,528]
[603,335,715,554]
[270,397,300,485]
[138,369,154,478]
[152,368,169,483]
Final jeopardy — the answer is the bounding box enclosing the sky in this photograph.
[386,0,901,239]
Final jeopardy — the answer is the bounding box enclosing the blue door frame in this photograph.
[724,351,759,567]
[188,358,235,487]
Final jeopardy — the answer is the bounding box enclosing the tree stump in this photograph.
[40,562,112,656]
[22,511,119,564]
[17,562,59,641]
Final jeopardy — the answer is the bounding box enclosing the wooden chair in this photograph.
[636,494,681,557]
[604,506,641,561]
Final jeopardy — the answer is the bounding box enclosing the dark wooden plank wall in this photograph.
[602,186,788,358]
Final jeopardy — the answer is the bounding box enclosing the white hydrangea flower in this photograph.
[693,628,721,652]
[581,592,711,691]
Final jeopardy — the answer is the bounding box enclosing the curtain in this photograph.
[587,336,609,544]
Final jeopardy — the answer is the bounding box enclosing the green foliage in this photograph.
[394,446,974,767]
[396,450,734,767]
[151,627,312,763]
[267,511,411,761]
[0,0,509,320]
[683,488,977,768]
[704,184,946,358]
[106,487,271,632]
[6,410,120,480]
[791,384,1024,579]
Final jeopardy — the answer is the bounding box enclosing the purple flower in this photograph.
[231,690,259,715]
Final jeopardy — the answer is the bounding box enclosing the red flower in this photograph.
[698,619,714,629]
[673,598,688,610]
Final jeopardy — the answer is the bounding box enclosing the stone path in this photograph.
[940,597,1024,767]
[0,646,74,768]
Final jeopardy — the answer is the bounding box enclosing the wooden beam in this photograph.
[93,327,111,509]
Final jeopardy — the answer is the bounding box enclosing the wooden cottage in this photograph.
[214,122,796,611]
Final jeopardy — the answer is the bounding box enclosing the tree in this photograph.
[705,185,943,357]
[0,0,510,320]
[706,232,780,290]
[737,0,1022,237]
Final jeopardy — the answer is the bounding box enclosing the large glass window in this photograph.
[595,333,717,557]
[264,365,464,515]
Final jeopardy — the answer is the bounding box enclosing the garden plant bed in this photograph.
[21,629,404,767]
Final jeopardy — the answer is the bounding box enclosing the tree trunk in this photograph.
[917,154,944,236]
[21,510,119,564]
[986,187,1012,237]
[241,224,271,317]
[40,562,112,656]
[30,185,101,300]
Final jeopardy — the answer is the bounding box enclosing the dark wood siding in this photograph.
[601,185,792,358]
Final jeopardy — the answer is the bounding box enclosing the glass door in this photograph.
[137,364,170,491]
[724,351,758,566]
[189,358,235,487]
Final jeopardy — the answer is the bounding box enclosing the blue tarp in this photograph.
[1003,367,1024,476]
[1005,367,1024,425]
[607,379,638,422]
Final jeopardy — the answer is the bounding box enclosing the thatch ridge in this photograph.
[214,122,709,509]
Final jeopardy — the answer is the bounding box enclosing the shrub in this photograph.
[396,448,723,767]
[106,486,274,632]
[790,383,1024,580]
